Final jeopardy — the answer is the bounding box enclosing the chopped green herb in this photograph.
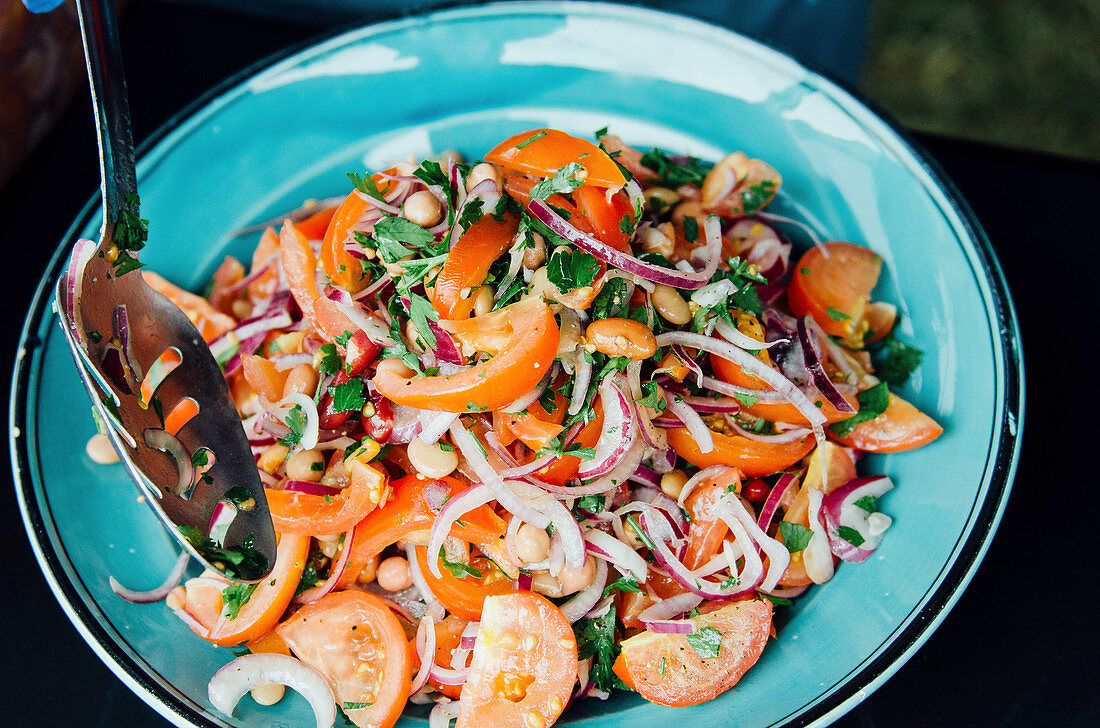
[328,379,366,413]
[829,382,890,437]
[439,547,482,579]
[779,521,813,553]
[318,343,342,376]
[835,525,866,547]
[457,197,485,230]
[682,216,699,244]
[342,701,374,710]
[826,306,850,322]
[739,180,777,215]
[685,626,723,659]
[530,162,586,200]
[335,331,354,347]
[347,171,384,200]
[853,495,878,512]
[602,573,641,599]
[546,248,600,293]
[573,606,632,692]
[639,148,711,188]
[220,583,257,620]
[515,130,548,149]
[280,405,305,447]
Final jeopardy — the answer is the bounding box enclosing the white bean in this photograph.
[407,437,459,479]
[85,433,119,464]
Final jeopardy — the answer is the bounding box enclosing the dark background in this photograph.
[2,1,1099,726]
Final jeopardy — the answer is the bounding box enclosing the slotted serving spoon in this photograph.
[55,0,276,580]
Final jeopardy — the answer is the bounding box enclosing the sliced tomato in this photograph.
[597,134,658,182]
[497,390,567,451]
[788,241,882,338]
[430,211,519,319]
[426,615,469,699]
[338,475,507,589]
[667,426,815,478]
[414,546,513,622]
[373,298,559,412]
[613,599,772,707]
[208,256,245,315]
[265,459,387,536]
[830,391,943,452]
[295,204,338,241]
[456,591,577,728]
[683,469,741,571]
[240,354,288,402]
[711,352,858,426]
[248,227,281,301]
[485,128,626,189]
[142,270,236,341]
[278,590,411,728]
[530,401,604,486]
[574,183,635,251]
[178,533,309,646]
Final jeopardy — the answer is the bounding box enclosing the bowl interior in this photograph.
[15,3,1017,727]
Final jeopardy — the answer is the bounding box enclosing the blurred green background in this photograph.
[862,0,1100,161]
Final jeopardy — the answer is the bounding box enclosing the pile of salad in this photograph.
[100,127,942,728]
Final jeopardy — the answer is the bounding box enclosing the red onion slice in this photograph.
[698,375,790,405]
[757,471,801,533]
[425,484,496,579]
[417,410,461,446]
[823,476,894,563]
[404,543,446,620]
[712,493,790,592]
[714,316,787,352]
[638,510,761,600]
[728,420,814,444]
[804,488,836,584]
[278,393,320,451]
[663,395,713,453]
[411,614,437,694]
[108,551,189,603]
[528,199,722,290]
[281,480,343,497]
[578,376,636,479]
[448,422,551,530]
[676,465,731,508]
[208,654,335,728]
[584,529,648,584]
[796,317,856,413]
[638,591,703,624]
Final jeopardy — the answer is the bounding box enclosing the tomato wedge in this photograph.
[278,590,411,728]
[295,204,337,241]
[178,533,309,646]
[265,459,387,536]
[530,401,604,486]
[830,391,943,452]
[614,599,772,707]
[573,183,635,251]
[414,545,513,621]
[373,298,559,412]
[788,241,882,339]
[425,615,469,698]
[456,592,578,728]
[485,128,625,189]
[240,354,288,402]
[667,426,815,478]
[338,475,507,589]
[683,469,741,571]
[430,211,519,319]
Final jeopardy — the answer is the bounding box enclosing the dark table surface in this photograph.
[2,2,1098,727]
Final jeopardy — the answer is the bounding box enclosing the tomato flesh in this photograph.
[265,460,387,536]
[485,128,625,189]
[431,212,519,319]
[666,426,815,477]
[613,599,772,707]
[278,590,411,728]
[414,546,513,622]
[788,241,882,338]
[830,391,943,452]
[456,592,577,728]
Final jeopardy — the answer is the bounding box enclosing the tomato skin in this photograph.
[414,546,513,621]
[430,212,519,320]
[830,391,943,452]
[613,599,772,707]
[456,592,578,728]
[279,221,357,342]
[278,590,411,728]
[320,171,394,292]
[667,426,815,478]
[485,128,626,189]
[373,299,559,412]
[531,402,604,485]
[363,396,394,443]
[574,183,635,251]
[788,241,882,338]
[265,459,386,535]
[338,475,506,589]
[240,354,288,402]
[345,330,381,376]
[683,470,741,571]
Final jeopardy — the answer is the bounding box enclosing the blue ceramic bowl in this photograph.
[10,3,1023,727]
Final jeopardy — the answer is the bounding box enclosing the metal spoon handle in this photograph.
[76,0,138,220]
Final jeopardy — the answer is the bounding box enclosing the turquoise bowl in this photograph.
[10,3,1023,727]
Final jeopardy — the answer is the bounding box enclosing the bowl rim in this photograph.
[9,2,1024,727]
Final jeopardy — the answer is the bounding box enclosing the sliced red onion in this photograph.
[514,571,533,591]
[322,286,354,306]
[209,310,292,352]
[639,510,761,600]
[447,178,500,248]
[64,238,96,336]
[658,331,826,435]
[278,393,320,450]
[650,447,676,474]
[714,316,787,352]
[757,471,801,533]
[679,395,740,414]
[281,480,342,497]
[528,199,721,290]
[559,558,608,623]
[411,614,437,694]
[567,347,594,416]
[804,488,836,584]
[108,551,189,603]
[698,374,789,405]
[388,402,423,444]
[823,476,894,563]
[404,543,446,621]
[627,464,660,488]
[584,529,648,584]
[448,422,551,530]
[728,420,814,443]
[294,528,354,603]
[417,411,460,447]
[208,653,335,728]
[425,484,496,579]
[222,260,274,296]
[271,352,314,371]
[664,395,713,454]
[712,493,790,592]
[508,479,586,570]
[629,488,688,536]
[143,429,192,497]
[426,319,465,365]
[356,272,393,300]
[314,436,357,452]
[585,594,614,620]
[429,663,468,686]
[646,619,698,635]
[429,700,461,728]
[759,583,810,599]
[754,210,829,253]
[331,301,395,347]
[676,465,731,508]
[577,376,636,479]
[352,188,402,215]
[797,317,856,413]
[638,592,703,624]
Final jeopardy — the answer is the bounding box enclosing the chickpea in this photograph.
[231,299,253,320]
[556,555,598,595]
[638,224,675,258]
[527,266,555,301]
[375,357,415,379]
[285,449,325,482]
[530,572,563,598]
[250,682,285,706]
[258,443,289,474]
[622,521,646,550]
[585,318,657,360]
[376,556,413,592]
[514,523,551,564]
[433,149,465,167]
[356,554,380,584]
[407,436,459,479]
[402,190,443,227]
[522,232,546,269]
[651,284,691,326]
[660,469,689,499]
[644,186,681,214]
[466,162,502,192]
[282,363,319,398]
[85,433,119,464]
[472,285,496,316]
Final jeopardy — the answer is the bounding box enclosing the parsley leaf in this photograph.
[572,494,606,516]
[836,525,866,547]
[682,216,699,244]
[317,344,342,376]
[636,381,666,412]
[347,171,384,200]
[328,378,366,413]
[574,606,632,692]
[342,701,374,710]
[779,521,813,553]
[876,337,924,386]
[530,162,585,200]
[405,293,441,350]
[281,404,305,447]
[739,179,777,215]
[829,382,890,437]
[639,148,712,188]
[110,192,149,276]
[854,495,878,513]
[515,130,548,149]
[590,276,631,319]
[602,573,641,599]
[220,583,257,620]
[546,248,600,293]
[371,216,434,262]
[457,197,484,230]
[685,626,723,659]
[438,547,482,579]
[826,306,850,322]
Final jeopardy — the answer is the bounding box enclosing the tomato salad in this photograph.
[99,127,941,728]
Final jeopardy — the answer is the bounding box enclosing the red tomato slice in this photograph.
[430,211,519,319]
[613,599,772,707]
[373,298,559,412]
[788,241,882,338]
[142,270,236,342]
[338,475,507,589]
[830,391,943,452]
[666,426,815,478]
[683,469,741,571]
[573,183,635,251]
[265,460,387,536]
[456,591,578,728]
[485,128,626,189]
[278,590,411,728]
[414,546,513,622]
[529,401,604,486]
[240,354,288,402]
